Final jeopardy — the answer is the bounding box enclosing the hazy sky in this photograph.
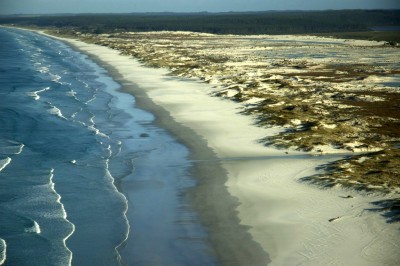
[1,0,399,15]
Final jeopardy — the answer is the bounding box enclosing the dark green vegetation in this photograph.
[303,149,400,191]
[370,198,400,223]
[1,10,399,37]
[315,31,400,44]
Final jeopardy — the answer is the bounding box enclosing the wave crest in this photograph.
[24,220,41,234]
[0,238,6,265]
[0,158,11,172]
[26,87,50,100]
[0,139,25,156]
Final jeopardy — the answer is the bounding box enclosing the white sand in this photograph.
[41,32,399,265]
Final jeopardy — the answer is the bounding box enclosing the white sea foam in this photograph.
[88,125,109,138]
[24,220,41,234]
[0,238,6,265]
[66,90,80,103]
[65,90,77,97]
[47,104,67,120]
[0,158,11,172]
[88,116,109,138]
[37,66,49,74]
[0,140,24,156]
[104,159,130,265]
[106,145,112,158]
[50,74,62,83]
[16,143,24,155]
[48,106,64,118]
[114,141,123,157]
[27,87,50,100]
[49,168,75,266]
[85,95,97,104]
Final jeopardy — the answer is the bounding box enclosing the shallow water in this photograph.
[0,27,215,265]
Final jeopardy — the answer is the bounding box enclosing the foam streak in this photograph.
[49,169,75,266]
[0,158,11,172]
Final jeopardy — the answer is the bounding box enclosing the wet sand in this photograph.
[104,65,270,265]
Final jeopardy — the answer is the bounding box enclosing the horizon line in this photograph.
[1,8,399,17]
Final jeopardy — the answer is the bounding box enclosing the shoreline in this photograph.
[94,54,271,265]
[26,28,400,265]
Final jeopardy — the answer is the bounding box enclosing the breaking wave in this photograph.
[49,168,75,265]
[24,220,41,234]
[0,238,6,265]
[0,158,11,172]
[0,140,25,156]
[26,87,50,101]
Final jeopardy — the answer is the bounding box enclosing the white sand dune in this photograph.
[39,31,399,265]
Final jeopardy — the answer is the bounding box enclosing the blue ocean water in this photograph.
[0,28,215,265]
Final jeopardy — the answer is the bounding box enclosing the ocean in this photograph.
[0,27,215,265]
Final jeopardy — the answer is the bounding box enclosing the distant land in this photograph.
[1,10,399,42]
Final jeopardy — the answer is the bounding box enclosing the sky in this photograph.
[0,0,399,15]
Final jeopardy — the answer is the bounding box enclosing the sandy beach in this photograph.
[36,30,400,265]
